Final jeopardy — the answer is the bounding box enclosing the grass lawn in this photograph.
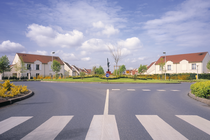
[42,77,181,83]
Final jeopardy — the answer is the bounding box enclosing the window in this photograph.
[27,64,31,70]
[36,64,39,70]
[159,66,162,71]
[192,64,196,70]
[167,65,171,70]
[36,73,39,77]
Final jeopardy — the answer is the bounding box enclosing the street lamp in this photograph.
[52,51,55,78]
[197,65,199,80]
[163,52,166,80]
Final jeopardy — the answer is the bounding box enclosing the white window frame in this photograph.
[167,65,171,70]
[36,64,40,70]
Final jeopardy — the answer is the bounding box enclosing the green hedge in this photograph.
[190,81,210,98]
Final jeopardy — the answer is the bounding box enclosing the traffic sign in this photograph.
[106,73,109,78]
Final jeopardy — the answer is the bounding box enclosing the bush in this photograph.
[191,81,210,98]
[0,80,28,98]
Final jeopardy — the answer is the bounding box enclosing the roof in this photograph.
[63,62,73,70]
[17,53,64,65]
[147,61,156,69]
[156,52,208,65]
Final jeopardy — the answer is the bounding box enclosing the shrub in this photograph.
[191,81,210,98]
[0,80,28,98]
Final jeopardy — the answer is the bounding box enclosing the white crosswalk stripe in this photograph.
[85,115,120,140]
[176,115,210,135]
[136,115,188,140]
[142,89,151,91]
[157,89,166,91]
[21,116,73,140]
[0,116,32,135]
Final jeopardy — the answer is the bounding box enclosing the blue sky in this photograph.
[0,0,210,71]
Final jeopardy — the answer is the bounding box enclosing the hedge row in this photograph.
[191,81,210,98]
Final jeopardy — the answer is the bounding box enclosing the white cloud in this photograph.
[81,57,90,61]
[118,37,142,49]
[28,50,48,55]
[92,21,119,36]
[138,57,145,60]
[26,24,83,47]
[121,48,131,56]
[0,40,25,53]
[81,38,109,52]
[144,0,210,47]
[55,50,79,61]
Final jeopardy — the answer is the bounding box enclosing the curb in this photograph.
[41,81,180,84]
[0,89,34,108]
[188,91,210,106]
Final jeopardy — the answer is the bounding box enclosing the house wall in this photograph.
[146,63,156,74]
[154,60,203,74]
[202,53,210,73]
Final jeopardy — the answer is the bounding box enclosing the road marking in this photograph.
[104,89,109,115]
[127,89,135,91]
[171,90,180,91]
[142,89,151,91]
[21,116,73,140]
[136,115,187,140]
[176,115,210,135]
[85,115,120,140]
[157,89,166,91]
[112,89,120,91]
[0,116,32,135]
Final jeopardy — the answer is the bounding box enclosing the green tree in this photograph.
[138,65,147,75]
[207,61,210,71]
[51,60,61,79]
[0,55,11,77]
[80,71,86,80]
[13,56,27,79]
[91,66,96,80]
[119,65,126,75]
[95,66,105,75]
[159,58,165,74]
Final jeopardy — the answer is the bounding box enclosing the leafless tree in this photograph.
[107,45,122,75]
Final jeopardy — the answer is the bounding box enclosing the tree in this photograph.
[119,65,126,75]
[107,45,121,75]
[158,58,165,74]
[138,65,147,75]
[0,55,11,77]
[80,72,86,80]
[91,66,96,80]
[13,56,27,79]
[207,61,210,72]
[51,60,61,79]
[95,66,105,75]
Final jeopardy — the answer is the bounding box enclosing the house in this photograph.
[147,52,210,74]
[4,53,64,78]
[146,61,156,74]
[63,62,92,76]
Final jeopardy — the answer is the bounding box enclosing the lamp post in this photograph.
[52,51,55,78]
[197,65,199,80]
[163,52,166,80]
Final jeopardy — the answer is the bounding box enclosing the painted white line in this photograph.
[171,90,180,92]
[157,89,166,91]
[104,89,109,115]
[85,115,120,140]
[0,116,32,135]
[112,89,120,91]
[176,115,210,135]
[127,89,135,91]
[136,115,187,140]
[142,89,151,91]
[21,116,73,140]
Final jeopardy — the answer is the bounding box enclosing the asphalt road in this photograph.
[0,81,210,140]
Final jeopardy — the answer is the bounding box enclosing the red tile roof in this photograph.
[156,52,208,65]
[17,53,64,65]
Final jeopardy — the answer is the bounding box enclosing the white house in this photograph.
[4,53,64,78]
[147,52,210,74]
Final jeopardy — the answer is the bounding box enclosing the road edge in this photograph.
[188,91,210,106]
[0,89,34,107]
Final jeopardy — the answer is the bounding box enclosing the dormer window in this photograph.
[192,64,196,70]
